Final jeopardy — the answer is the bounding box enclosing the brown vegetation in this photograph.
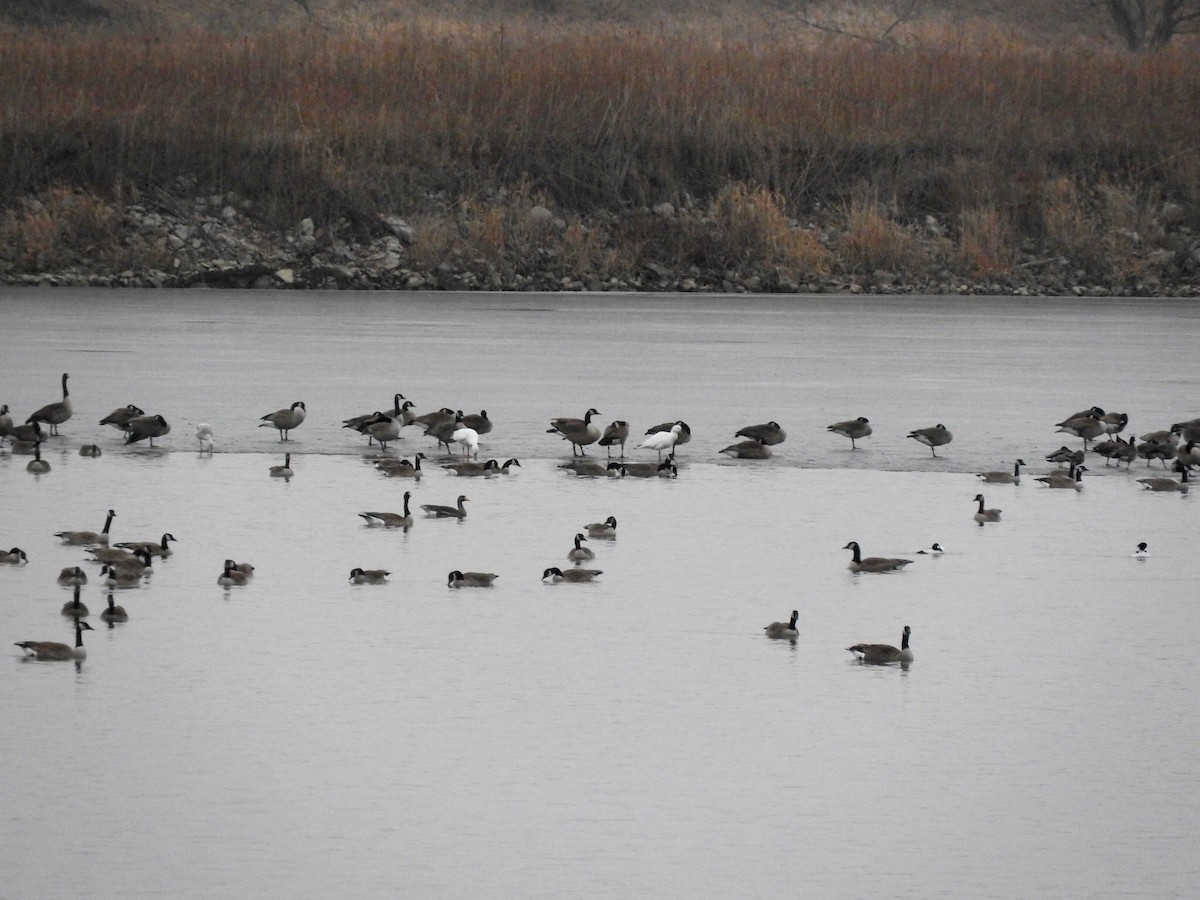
[1,2,1198,290]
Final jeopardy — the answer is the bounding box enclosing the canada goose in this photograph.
[194,423,214,454]
[100,564,142,589]
[719,438,772,459]
[1062,406,1105,423]
[598,421,629,457]
[977,460,1025,484]
[224,559,255,576]
[1045,446,1085,468]
[973,493,1001,525]
[448,570,498,587]
[218,562,250,587]
[1137,438,1176,468]
[16,619,93,660]
[100,593,129,622]
[0,547,29,564]
[736,421,787,445]
[548,408,602,456]
[847,626,913,664]
[57,566,88,587]
[26,444,50,473]
[657,463,679,478]
[99,404,145,432]
[499,458,522,474]
[269,453,294,478]
[764,610,799,640]
[443,459,499,476]
[124,414,171,446]
[1178,441,1200,469]
[104,548,153,577]
[377,452,425,478]
[55,509,116,546]
[916,543,945,555]
[349,567,390,584]
[0,404,12,445]
[561,459,623,477]
[1137,465,1189,493]
[637,422,685,459]
[10,419,44,444]
[344,395,412,434]
[827,416,872,449]
[1037,465,1087,489]
[1055,413,1105,447]
[86,545,140,564]
[568,533,595,562]
[359,493,414,528]
[1101,411,1129,436]
[450,420,480,460]
[585,516,618,538]
[412,407,456,431]
[115,533,177,558]
[459,410,493,436]
[259,401,306,440]
[645,420,692,447]
[352,412,402,450]
[1134,542,1149,558]
[421,495,469,518]
[61,584,89,617]
[908,424,953,457]
[1095,435,1138,467]
[26,372,72,435]
[1171,418,1200,443]
[843,541,912,573]
[542,566,602,583]
[79,443,102,458]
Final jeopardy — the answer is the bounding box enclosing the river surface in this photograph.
[1,289,1198,898]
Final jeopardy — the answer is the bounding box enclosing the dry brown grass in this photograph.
[0,7,1197,279]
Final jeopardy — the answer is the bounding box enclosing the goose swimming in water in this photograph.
[973,494,1001,525]
[25,444,50,473]
[359,493,414,528]
[847,626,913,664]
[843,541,912,573]
[567,533,595,562]
[79,443,102,458]
[55,509,116,546]
[269,453,294,478]
[977,460,1025,484]
[100,593,129,622]
[218,562,250,587]
[0,547,29,564]
[542,566,602,583]
[349,567,390,584]
[16,619,93,661]
[421,495,469,518]
[448,570,498,587]
[57,566,88,587]
[764,610,799,640]
[60,584,89,617]
[585,516,618,539]
[1137,464,1189,493]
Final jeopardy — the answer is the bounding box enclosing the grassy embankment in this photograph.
[1,8,1198,286]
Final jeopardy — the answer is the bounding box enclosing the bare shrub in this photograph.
[836,195,925,273]
[956,207,1015,276]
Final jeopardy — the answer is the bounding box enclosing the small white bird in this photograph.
[451,421,480,460]
[196,423,214,454]
[637,422,684,459]
[916,543,945,555]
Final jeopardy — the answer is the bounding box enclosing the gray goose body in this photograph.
[844,541,912,573]
[908,424,952,457]
[377,452,426,478]
[421,495,469,518]
[349,567,390,584]
[26,372,72,435]
[735,421,786,445]
[115,533,177,557]
[1037,465,1087,489]
[568,533,595,562]
[99,404,145,432]
[542,566,602,583]
[448,570,498,587]
[0,404,12,445]
[1137,465,1189,493]
[0,547,29,564]
[764,610,799,640]
[260,401,306,440]
[61,584,89,617]
[848,626,913,664]
[219,563,250,587]
[58,566,88,587]
[100,594,129,622]
[269,453,294,478]
[359,493,414,527]
[55,509,116,546]
[548,408,602,456]
[442,459,499,476]
[720,438,771,459]
[598,420,630,458]
[16,620,93,660]
[124,414,171,446]
[977,460,1025,484]
[79,443,102,457]
[26,444,50,473]
[973,493,1001,525]
[827,416,872,449]
[585,516,618,538]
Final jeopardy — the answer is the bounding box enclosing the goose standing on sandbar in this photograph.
[26,372,72,436]
[548,408,602,456]
[100,404,145,433]
[124,414,171,447]
[260,401,306,440]
[735,421,787,445]
[908,424,952,457]
[827,416,872,449]
[598,420,629,458]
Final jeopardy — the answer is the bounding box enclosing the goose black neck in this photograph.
[901,630,910,650]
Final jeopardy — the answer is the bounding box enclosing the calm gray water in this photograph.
[1,290,1198,898]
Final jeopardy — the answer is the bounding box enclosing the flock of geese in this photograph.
[4,374,1197,665]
